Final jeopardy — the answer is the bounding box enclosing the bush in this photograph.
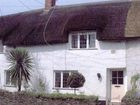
[67,72,85,88]
[122,90,140,105]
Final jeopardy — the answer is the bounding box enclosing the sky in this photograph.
[0,0,113,15]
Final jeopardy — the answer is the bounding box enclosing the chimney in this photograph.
[45,0,56,9]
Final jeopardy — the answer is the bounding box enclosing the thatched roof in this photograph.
[0,1,132,46]
[125,1,140,37]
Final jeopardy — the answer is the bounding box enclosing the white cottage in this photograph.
[0,0,140,105]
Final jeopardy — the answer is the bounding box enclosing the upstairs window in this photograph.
[70,32,96,49]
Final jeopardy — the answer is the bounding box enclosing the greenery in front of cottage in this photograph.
[19,91,98,102]
[122,73,140,105]
[0,89,98,105]
[67,72,85,88]
[67,72,85,94]
[131,73,140,92]
[122,90,140,105]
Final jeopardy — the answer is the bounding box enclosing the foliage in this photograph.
[20,91,98,102]
[45,93,98,101]
[122,90,140,105]
[122,74,140,105]
[67,72,85,88]
[30,74,48,93]
[6,48,33,92]
[0,90,98,105]
[39,78,46,92]
[131,73,140,92]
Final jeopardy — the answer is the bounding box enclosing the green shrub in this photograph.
[67,72,85,94]
[122,74,140,105]
[122,90,140,105]
[45,93,98,101]
[131,73,140,92]
[67,72,85,88]
[19,91,98,102]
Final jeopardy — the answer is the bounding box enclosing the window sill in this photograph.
[53,87,79,90]
[0,52,5,54]
[4,85,16,87]
[69,48,98,50]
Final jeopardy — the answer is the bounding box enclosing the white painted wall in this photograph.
[0,40,126,100]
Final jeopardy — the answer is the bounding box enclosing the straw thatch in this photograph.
[0,1,131,46]
[125,1,140,37]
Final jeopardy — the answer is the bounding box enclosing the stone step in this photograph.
[111,102,121,105]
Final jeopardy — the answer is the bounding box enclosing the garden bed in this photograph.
[0,90,98,105]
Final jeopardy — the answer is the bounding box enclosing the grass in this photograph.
[20,91,98,102]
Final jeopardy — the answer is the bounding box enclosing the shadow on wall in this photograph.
[27,40,125,53]
[99,41,125,50]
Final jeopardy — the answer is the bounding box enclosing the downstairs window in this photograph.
[5,70,16,86]
[54,71,77,88]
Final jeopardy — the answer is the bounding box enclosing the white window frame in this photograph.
[69,31,97,49]
[53,70,77,89]
[4,70,16,87]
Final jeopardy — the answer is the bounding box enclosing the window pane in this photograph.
[0,45,3,52]
[11,79,16,86]
[71,35,78,48]
[89,34,95,48]
[118,78,123,84]
[118,71,123,77]
[55,72,61,87]
[6,71,10,85]
[112,78,117,84]
[80,35,87,48]
[63,72,69,88]
[112,71,117,78]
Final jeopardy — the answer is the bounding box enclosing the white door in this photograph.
[111,70,125,103]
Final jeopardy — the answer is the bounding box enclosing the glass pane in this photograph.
[112,71,117,78]
[71,35,78,48]
[11,79,16,86]
[112,78,117,84]
[6,71,10,85]
[118,71,123,77]
[89,34,95,48]
[0,44,3,52]
[118,78,123,84]
[80,35,87,48]
[63,72,69,88]
[55,72,61,87]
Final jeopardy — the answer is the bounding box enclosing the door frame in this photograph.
[106,68,127,105]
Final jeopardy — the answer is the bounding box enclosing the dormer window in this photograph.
[70,31,96,49]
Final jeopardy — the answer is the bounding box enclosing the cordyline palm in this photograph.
[7,48,33,92]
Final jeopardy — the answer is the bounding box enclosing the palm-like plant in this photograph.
[6,48,33,92]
